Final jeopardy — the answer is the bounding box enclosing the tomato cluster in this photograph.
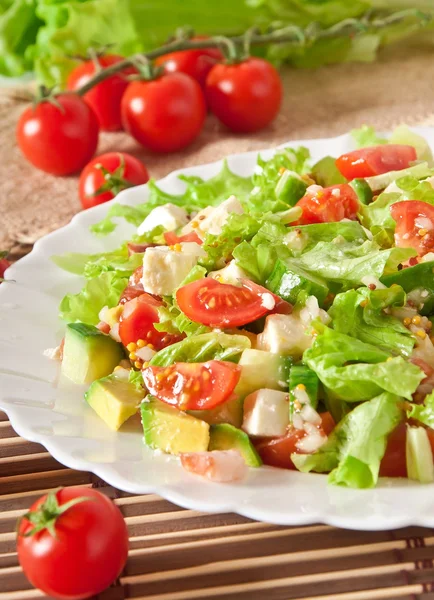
[16,43,283,209]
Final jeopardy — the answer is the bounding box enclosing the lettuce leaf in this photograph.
[150,332,251,367]
[351,125,387,148]
[59,271,128,325]
[304,326,424,402]
[329,285,415,357]
[292,392,403,488]
[91,161,253,236]
[407,391,434,429]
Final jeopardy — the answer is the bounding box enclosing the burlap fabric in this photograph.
[1,37,434,250]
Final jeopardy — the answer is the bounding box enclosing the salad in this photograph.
[52,125,434,489]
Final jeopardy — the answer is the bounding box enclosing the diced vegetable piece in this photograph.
[275,170,307,206]
[85,374,144,430]
[406,426,434,483]
[266,259,329,306]
[381,261,434,316]
[61,323,124,384]
[209,424,262,467]
[311,156,346,187]
[235,349,291,397]
[349,178,373,205]
[188,395,244,428]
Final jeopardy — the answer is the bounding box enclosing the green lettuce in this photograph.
[59,271,128,325]
[351,125,387,148]
[304,326,424,402]
[286,221,368,252]
[150,332,251,367]
[408,392,434,429]
[292,392,403,488]
[329,285,415,357]
[91,161,253,236]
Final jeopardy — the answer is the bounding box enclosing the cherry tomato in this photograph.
[143,360,241,410]
[379,423,407,478]
[205,58,282,133]
[294,183,359,225]
[17,94,99,176]
[119,293,180,349]
[17,487,128,600]
[0,253,10,279]
[391,200,434,259]
[121,73,206,153]
[336,145,417,180]
[176,278,280,328]
[164,230,203,245]
[255,412,334,470]
[67,55,134,131]
[155,37,223,88]
[79,152,149,209]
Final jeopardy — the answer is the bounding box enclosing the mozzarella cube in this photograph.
[242,389,289,437]
[257,313,311,357]
[209,260,248,285]
[200,195,244,236]
[137,203,188,235]
[141,243,204,296]
[181,206,214,238]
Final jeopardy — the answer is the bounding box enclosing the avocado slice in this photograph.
[275,170,307,206]
[61,323,124,384]
[209,424,262,467]
[188,395,244,428]
[289,365,319,409]
[266,259,329,306]
[381,261,434,315]
[235,349,291,398]
[85,374,144,430]
[311,156,346,187]
[141,397,210,455]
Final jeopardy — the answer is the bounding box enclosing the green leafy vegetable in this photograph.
[304,326,424,402]
[59,272,128,325]
[351,125,387,148]
[293,392,403,488]
[329,285,415,357]
[150,332,251,366]
[408,392,434,429]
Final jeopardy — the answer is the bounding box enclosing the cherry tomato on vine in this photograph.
[17,487,128,600]
[205,58,283,133]
[155,36,223,88]
[121,72,206,153]
[67,54,135,131]
[17,94,99,176]
[79,152,149,209]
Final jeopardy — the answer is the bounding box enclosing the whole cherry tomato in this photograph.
[67,55,135,131]
[155,36,223,87]
[79,152,149,209]
[121,72,206,153]
[17,487,128,599]
[17,94,99,175]
[0,251,10,280]
[205,58,283,133]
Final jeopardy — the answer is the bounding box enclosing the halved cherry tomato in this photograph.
[119,293,179,349]
[155,36,223,88]
[391,200,434,259]
[143,360,241,410]
[176,278,279,328]
[255,412,334,470]
[164,231,203,245]
[294,183,359,225]
[336,145,416,180]
[379,423,407,478]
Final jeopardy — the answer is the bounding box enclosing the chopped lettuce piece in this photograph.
[329,285,415,357]
[286,221,368,252]
[150,332,251,367]
[59,272,128,325]
[292,392,403,488]
[389,125,433,164]
[351,125,387,148]
[304,326,424,402]
[408,391,434,429]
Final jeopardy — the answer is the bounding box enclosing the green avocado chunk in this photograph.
[141,397,210,455]
[275,170,308,206]
[235,349,291,398]
[85,374,144,430]
[381,261,434,315]
[266,259,329,306]
[311,156,347,187]
[61,323,124,384]
[349,178,373,205]
[188,395,244,428]
[209,424,262,467]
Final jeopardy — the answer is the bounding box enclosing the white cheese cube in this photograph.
[137,203,188,235]
[181,206,214,238]
[141,243,204,296]
[209,260,248,285]
[200,195,244,236]
[257,313,311,357]
[242,389,289,437]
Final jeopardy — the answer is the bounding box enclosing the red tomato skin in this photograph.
[0,258,10,279]
[121,73,206,153]
[336,145,417,180]
[17,487,128,600]
[379,423,407,478]
[67,55,133,131]
[155,37,223,88]
[205,58,282,133]
[164,230,203,245]
[294,183,359,225]
[79,152,149,209]
[391,200,434,259]
[17,94,99,176]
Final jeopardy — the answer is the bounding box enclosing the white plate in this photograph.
[2,129,434,531]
